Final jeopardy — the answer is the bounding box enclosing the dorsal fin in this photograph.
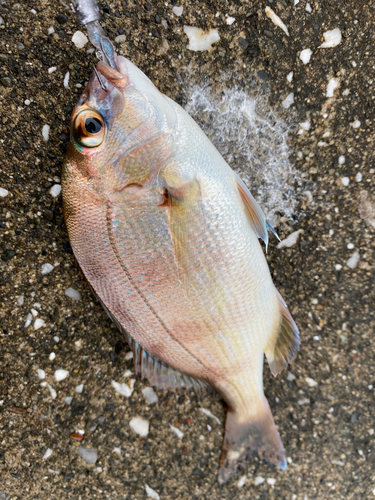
[265,290,300,376]
[234,173,270,249]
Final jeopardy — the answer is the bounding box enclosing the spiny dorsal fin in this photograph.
[265,290,300,377]
[235,173,275,250]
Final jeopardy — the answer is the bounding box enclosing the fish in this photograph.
[62,51,300,485]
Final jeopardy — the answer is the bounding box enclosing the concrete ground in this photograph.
[0,0,374,498]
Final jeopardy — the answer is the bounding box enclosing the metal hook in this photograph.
[93,65,107,91]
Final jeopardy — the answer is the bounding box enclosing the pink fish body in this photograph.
[62,55,299,484]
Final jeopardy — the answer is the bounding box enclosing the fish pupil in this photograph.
[85,117,102,134]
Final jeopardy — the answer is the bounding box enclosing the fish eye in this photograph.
[72,109,105,148]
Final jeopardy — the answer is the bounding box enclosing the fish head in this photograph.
[65,56,176,192]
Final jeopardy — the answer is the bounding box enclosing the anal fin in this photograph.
[90,285,208,391]
[133,340,208,391]
[266,290,300,376]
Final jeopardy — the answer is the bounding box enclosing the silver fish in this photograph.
[62,53,300,484]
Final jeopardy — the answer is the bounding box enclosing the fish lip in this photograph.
[96,59,129,90]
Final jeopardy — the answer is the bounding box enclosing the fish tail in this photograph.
[218,399,286,485]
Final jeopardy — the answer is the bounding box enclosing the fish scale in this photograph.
[63,54,300,485]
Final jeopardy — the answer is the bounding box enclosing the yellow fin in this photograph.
[266,291,300,376]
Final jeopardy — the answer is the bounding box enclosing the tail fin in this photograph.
[218,400,286,485]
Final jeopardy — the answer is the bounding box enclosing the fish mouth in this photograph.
[96,59,129,90]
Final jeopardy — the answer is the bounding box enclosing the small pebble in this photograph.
[49,352,56,361]
[70,432,84,441]
[335,264,342,271]
[287,372,296,381]
[48,67,56,74]
[115,34,126,43]
[265,6,289,36]
[42,124,50,141]
[282,92,294,109]
[298,398,310,405]
[145,484,160,500]
[238,475,246,487]
[267,478,276,485]
[319,28,341,48]
[338,155,346,164]
[78,447,98,464]
[199,407,221,424]
[169,424,184,439]
[183,26,220,51]
[327,79,339,97]
[55,369,69,382]
[50,184,62,197]
[41,263,54,275]
[287,71,293,82]
[17,295,24,306]
[76,384,84,394]
[142,387,159,404]
[0,187,9,197]
[355,172,362,182]
[277,229,303,248]
[300,48,312,64]
[351,120,361,129]
[306,377,318,387]
[72,31,88,49]
[64,397,73,405]
[65,287,81,301]
[42,448,53,460]
[341,177,350,186]
[129,416,149,436]
[37,369,46,379]
[346,251,360,269]
[347,243,354,249]
[41,382,57,399]
[172,6,183,16]
[34,318,45,330]
[25,313,32,328]
[299,121,311,131]
[48,27,55,35]
[111,379,135,397]
[226,17,235,25]
[254,476,265,486]
[305,2,312,12]
[63,72,70,89]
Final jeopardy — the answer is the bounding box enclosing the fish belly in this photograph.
[63,162,280,409]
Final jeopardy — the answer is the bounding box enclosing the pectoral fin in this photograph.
[165,178,203,280]
[234,173,279,250]
[265,290,300,376]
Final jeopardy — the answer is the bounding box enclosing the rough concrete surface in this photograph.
[0,0,374,499]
